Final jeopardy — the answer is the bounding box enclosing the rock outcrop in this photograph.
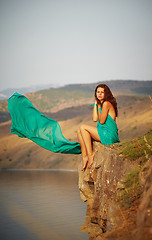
[136,157,152,240]
[78,142,152,240]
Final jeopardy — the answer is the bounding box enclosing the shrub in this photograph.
[116,169,142,209]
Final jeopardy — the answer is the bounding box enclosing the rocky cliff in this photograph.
[78,141,152,240]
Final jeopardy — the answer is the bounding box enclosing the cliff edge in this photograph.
[78,141,152,240]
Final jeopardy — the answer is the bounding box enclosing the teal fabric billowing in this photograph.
[97,107,120,145]
[8,92,81,154]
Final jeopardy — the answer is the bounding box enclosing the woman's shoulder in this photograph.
[102,101,111,107]
[102,101,114,111]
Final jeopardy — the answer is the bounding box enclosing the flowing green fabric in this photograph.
[8,92,81,154]
[97,107,120,145]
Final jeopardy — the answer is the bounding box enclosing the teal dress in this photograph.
[97,107,120,145]
[8,92,81,154]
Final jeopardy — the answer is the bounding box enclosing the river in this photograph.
[0,170,88,240]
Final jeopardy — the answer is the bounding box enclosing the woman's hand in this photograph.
[95,98,101,108]
[95,99,98,104]
[92,99,98,122]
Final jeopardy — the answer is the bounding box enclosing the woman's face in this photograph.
[96,87,105,101]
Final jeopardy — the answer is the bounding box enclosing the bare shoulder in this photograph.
[103,101,115,112]
[102,101,111,108]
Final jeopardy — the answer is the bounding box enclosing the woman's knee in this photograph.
[77,127,81,136]
[80,124,88,131]
[77,125,85,135]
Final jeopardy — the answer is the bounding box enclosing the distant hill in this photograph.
[0,83,59,100]
[0,79,152,170]
[0,94,151,170]
[59,80,152,94]
[0,80,151,114]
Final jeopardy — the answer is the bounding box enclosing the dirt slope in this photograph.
[0,95,151,170]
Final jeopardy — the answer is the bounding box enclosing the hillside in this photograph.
[0,83,59,100]
[0,94,151,170]
[0,80,151,170]
[0,80,152,113]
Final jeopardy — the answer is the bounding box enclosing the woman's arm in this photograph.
[92,100,99,122]
[98,101,110,124]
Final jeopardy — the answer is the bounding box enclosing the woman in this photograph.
[77,84,119,170]
[8,84,119,167]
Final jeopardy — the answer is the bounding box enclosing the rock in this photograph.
[78,142,131,239]
[78,141,152,240]
[135,157,152,240]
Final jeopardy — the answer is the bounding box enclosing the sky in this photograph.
[0,0,152,91]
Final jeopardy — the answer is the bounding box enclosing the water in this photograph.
[0,170,88,240]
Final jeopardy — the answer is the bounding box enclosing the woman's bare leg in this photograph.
[77,128,88,170]
[79,124,100,169]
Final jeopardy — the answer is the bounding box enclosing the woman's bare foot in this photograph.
[88,152,95,169]
[82,156,88,171]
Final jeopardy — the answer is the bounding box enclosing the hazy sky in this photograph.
[0,0,152,91]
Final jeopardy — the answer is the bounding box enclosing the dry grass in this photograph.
[0,95,151,170]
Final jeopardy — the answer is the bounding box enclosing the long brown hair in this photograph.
[95,84,118,117]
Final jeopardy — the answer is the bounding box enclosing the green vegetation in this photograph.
[118,130,152,163]
[117,169,142,209]
[116,130,152,209]
[1,80,152,113]
[132,86,152,95]
[29,88,92,112]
